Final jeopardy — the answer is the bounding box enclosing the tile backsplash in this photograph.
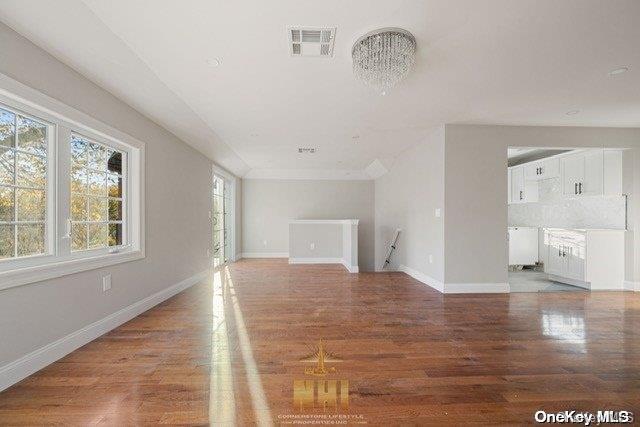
[508,194,627,229]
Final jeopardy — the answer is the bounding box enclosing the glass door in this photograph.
[212,174,229,267]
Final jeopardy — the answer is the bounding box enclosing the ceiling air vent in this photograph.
[298,147,316,153]
[288,27,336,57]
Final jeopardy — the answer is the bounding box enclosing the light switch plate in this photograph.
[435,208,441,218]
[310,243,315,250]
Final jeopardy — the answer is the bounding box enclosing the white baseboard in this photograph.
[398,265,509,293]
[234,253,242,261]
[624,280,640,291]
[399,265,445,293]
[0,270,209,392]
[289,257,343,264]
[444,282,510,293]
[341,260,359,273]
[547,274,591,289]
[289,257,359,273]
[241,252,289,258]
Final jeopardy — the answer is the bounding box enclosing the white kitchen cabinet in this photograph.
[511,166,525,203]
[544,229,586,284]
[543,228,623,289]
[524,162,541,181]
[508,148,622,204]
[510,166,538,204]
[507,168,512,204]
[583,150,604,195]
[508,227,538,266]
[524,158,559,181]
[561,149,604,196]
[603,150,623,195]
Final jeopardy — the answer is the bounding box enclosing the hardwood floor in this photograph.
[1,259,639,425]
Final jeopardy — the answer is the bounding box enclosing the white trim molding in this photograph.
[623,280,640,291]
[342,260,359,273]
[0,250,145,291]
[289,219,359,225]
[241,252,289,258]
[0,270,209,392]
[243,169,370,181]
[289,257,343,264]
[398,265,509,293]
[399,264,445,292]
[444,282,510,294]
[289,257,359,273]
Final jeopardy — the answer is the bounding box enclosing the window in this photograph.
[0,76,144,290]
[212,172,234,267]
[0,106,51,260]
[70,134,126,251]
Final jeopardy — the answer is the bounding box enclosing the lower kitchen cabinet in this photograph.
[543,228,624,289]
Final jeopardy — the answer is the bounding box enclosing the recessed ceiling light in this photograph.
[609,66,629,76]
[566,110,580,116]
[206,58,221,67]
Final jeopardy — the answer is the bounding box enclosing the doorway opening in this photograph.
[507,146,627,292]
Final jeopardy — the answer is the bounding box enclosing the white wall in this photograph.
[0,23,218,367]
[241,179,375,271]
[444,124,640,287]
[375,127,445,283]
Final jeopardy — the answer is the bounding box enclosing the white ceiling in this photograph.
[0,0,639,178]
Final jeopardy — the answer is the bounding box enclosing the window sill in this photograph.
[0,249,145,291]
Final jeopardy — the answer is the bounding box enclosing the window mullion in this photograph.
[57,126,72,256]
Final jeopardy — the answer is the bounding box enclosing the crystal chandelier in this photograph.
[352,28,416,95]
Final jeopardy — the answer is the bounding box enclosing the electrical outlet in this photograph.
[310,242,315,250]
[435,208,441,218]
[429,255,434,264]
[102,274,112,292]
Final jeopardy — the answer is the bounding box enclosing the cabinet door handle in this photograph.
[579,182,583,194]
[520,191,523,200]
[574,183,578,194]
[558,247,562,257]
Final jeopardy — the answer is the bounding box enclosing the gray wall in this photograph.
[375,127,445,281]
[289,223,343,259]
[0,23,216,366]
[444,124,640,286]
[242,179,375,271]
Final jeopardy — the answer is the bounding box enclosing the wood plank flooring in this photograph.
[1,259,639,425]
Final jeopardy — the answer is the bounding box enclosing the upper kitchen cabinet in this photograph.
[524,157,559,181]
[507,168,512,204]
[511,165,538,204]
[508,148,623,205]
[561,149,622,197]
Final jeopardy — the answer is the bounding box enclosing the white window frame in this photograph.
[212,165,236,264]
[0,73,145,290]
